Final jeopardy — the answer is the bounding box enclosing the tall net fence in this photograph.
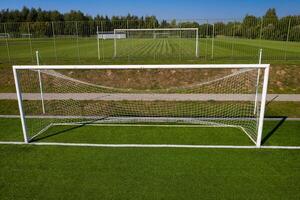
[1,18,299,64]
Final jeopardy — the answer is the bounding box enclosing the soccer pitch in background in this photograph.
[1,37,300,64]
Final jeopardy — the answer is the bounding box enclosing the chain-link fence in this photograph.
[0,18,299,65]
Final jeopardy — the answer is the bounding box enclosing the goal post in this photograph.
[13,64,269,147]
[113,28,199,58]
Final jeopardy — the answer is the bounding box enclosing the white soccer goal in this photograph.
[13,64,269,148]
[112,28,199,58]
[0,33,10,38]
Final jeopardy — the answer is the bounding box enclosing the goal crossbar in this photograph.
[13,64,269,70]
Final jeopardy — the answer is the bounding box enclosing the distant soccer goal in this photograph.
[13,64,269,148]
[112,28,199,59]
[0,33,10,38]
[21,33,32,38]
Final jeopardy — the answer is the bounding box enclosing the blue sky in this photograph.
[0,0,299,20]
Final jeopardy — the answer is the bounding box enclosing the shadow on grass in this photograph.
[31,118,105,142]
[31,116,288,144]
[261,116,287,145]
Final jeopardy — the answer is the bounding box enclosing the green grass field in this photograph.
[1,35,300,199]
[1,37,300,65]
[0,117,300,199]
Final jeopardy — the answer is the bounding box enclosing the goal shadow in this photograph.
[30,118,104,142]
[261,116,287,145]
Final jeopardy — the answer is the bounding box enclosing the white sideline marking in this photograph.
[0,141,300,149]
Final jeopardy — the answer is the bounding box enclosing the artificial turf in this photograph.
[0,118,300,200]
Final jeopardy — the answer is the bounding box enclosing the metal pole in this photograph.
[114,29,117,57]
[205,20,208,60]
[101,21,105,60]
[211,23,214,59]
[259,18,263,48]
[179,23,182,61]
[253,49,263,114]
[256,64,269,147]
[51,22,57,62]
[284,18,291,60]
[13,67,29,143]
[195,28,199,57]
[36,51,45,114]
[231,21,235,58]
[97,25,100,60]
[127,20,130,61]
[4,23,11,63]
[259,48,263,64]
[75,21,80,62]
[27,22,34,63]
[36,50,40,65]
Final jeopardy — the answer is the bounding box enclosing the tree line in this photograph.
[0,7,299,41]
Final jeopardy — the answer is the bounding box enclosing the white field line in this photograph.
[0,141,300,149]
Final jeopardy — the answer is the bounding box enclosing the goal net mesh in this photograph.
[17,67,264,144]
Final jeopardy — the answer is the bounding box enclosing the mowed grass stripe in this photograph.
[127,39,152,57]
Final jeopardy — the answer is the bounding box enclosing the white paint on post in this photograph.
[36,51,45,114]
[35,50,40,65]
[256,64,270,147]
[13,68,29,143]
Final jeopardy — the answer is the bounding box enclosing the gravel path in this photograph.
[0,93,300,101]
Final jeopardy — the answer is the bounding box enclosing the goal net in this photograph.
[13,64,269,147]
[113,28,199,58]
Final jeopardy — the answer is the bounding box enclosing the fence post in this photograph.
[75,21,80,62]
[179,23,182,61]
[231,20,236,59]
[51,22,57,62]
[4,23,11,63]
[27,22,34,63]
[97,25,100,60]
[195,27,199,58]
[127,20,130,62]
[211,23,215,59]
[259,17,263,48]
[205,20,208,61]
[284,18,291,60]
[101,21,104,60]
